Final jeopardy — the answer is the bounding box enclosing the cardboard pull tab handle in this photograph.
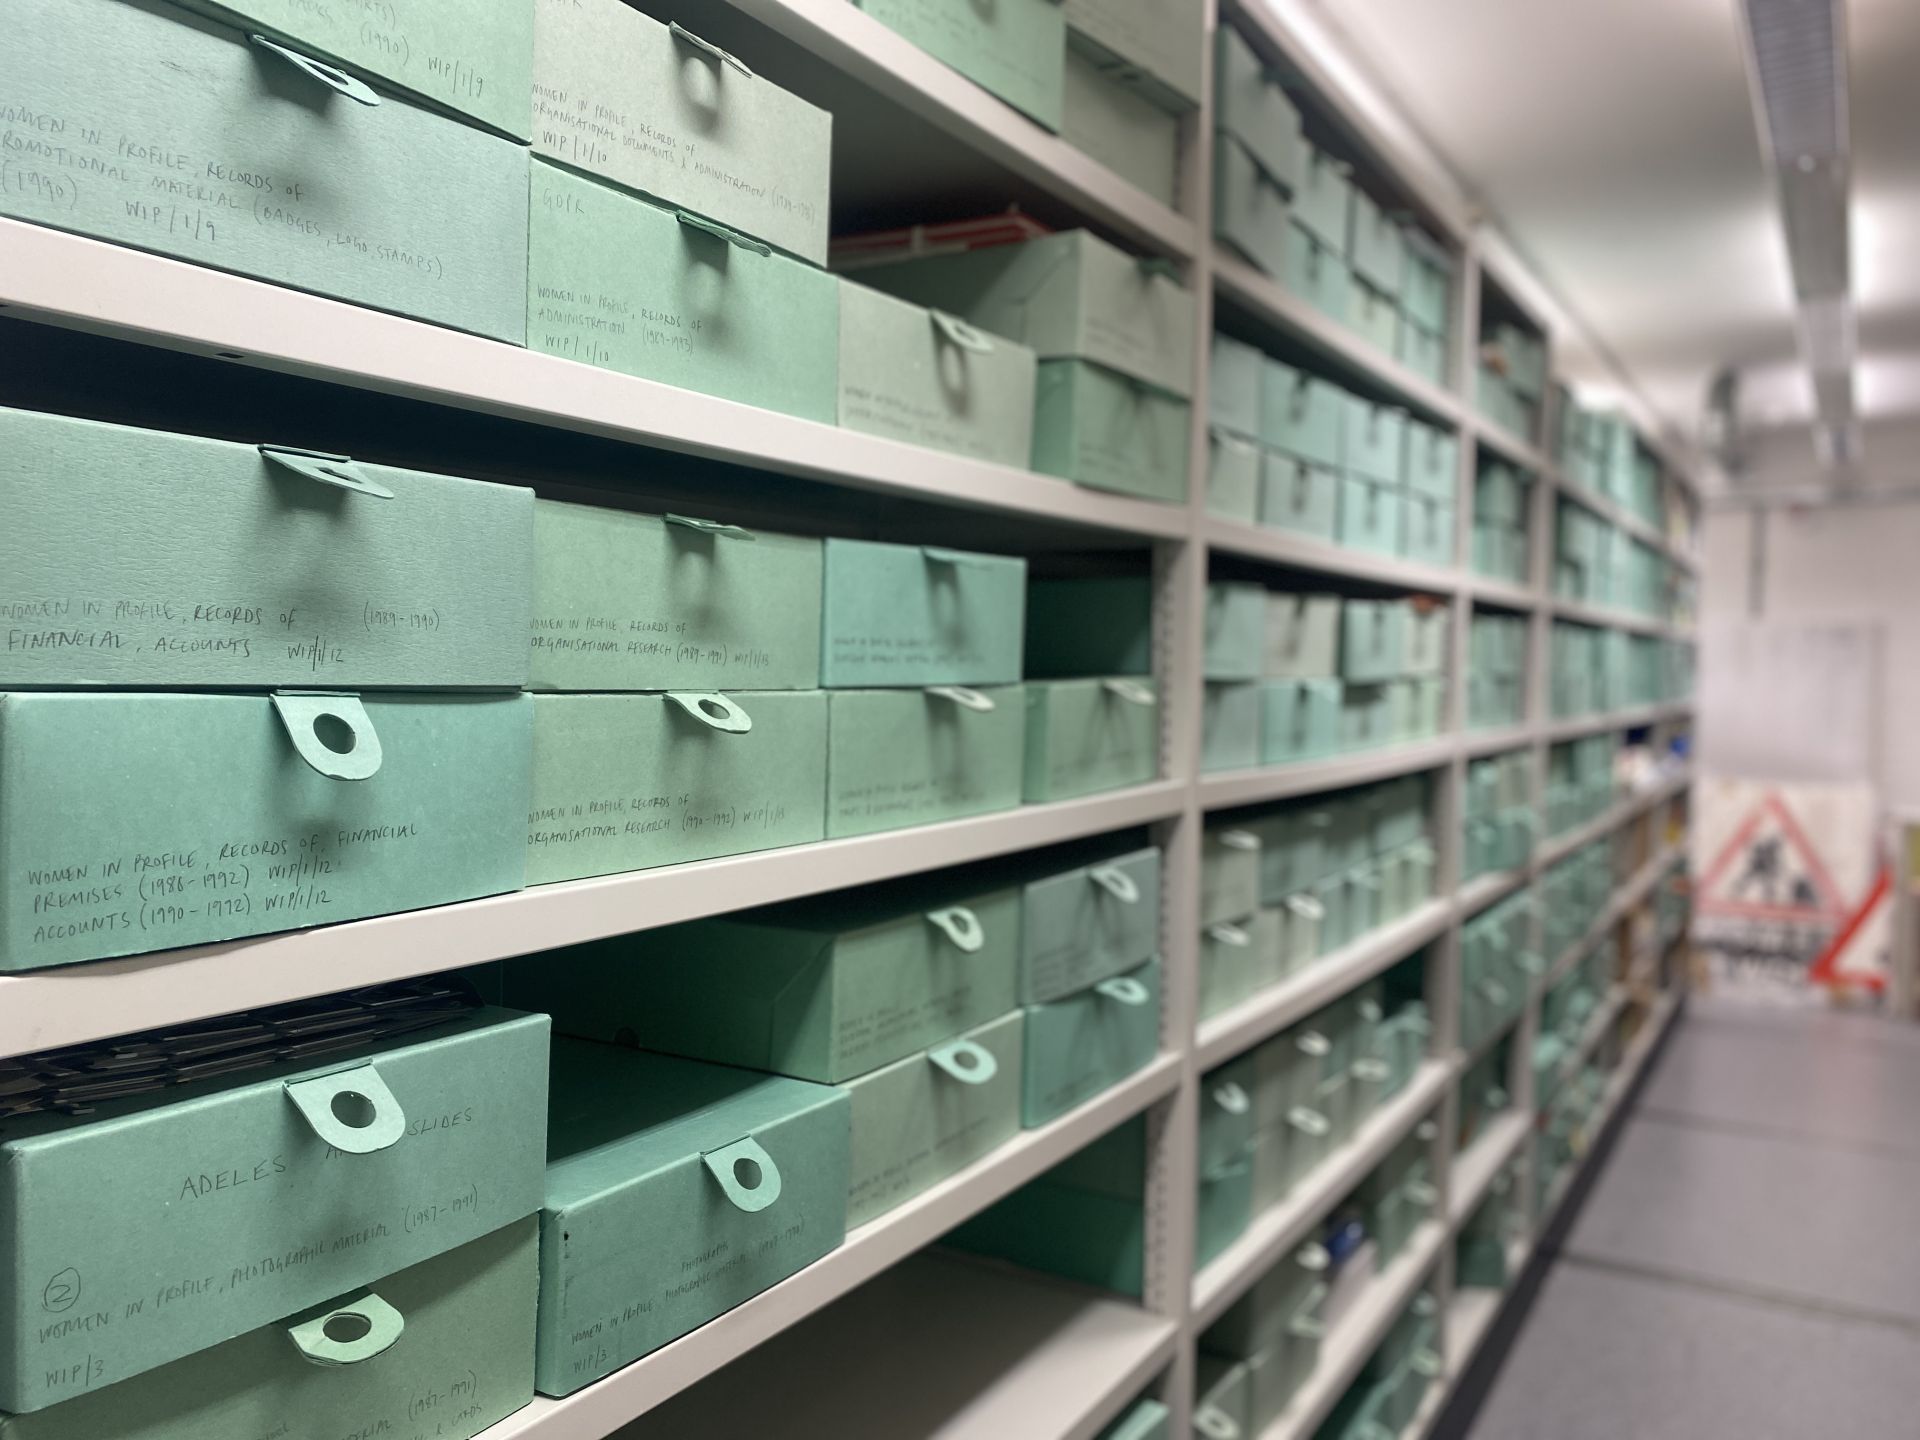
[1219,829,1260,851]
[926,685,995,712]
[667,692,753,733]
[271,692,383,781]
[703,1137,781,1213]
[1212,1081,1250,1115]
[1206,922,1250,948]
[1296,1241,1331,1272]
[284,1064,406,1154]
[249,34,381,104]
[1101,678,1156,706]
[1416,1119,1440,1143]
[1287,1106,1329,1137]
[1413,1347,1444,1379]
[1352,1058,1390,1083]
[1286,893,1326,921]
[258,445,393,499]
[665,513,756,541]
[1296,1029,1330,1057]
[1136,255,1179,281]
[1406,1181,1440,1207]
[1088,865,1140,904]
[669,20,755,77]
[677,209,771,256]
[1095,976,1151,1006]
[1194,1407,1241,1440]
[929,309,994,353]
[925,906,984,953]
[928,1039,998,1086]
[1209,425,1258,457]
[286,1290,403,1366]
[920,545,997,568]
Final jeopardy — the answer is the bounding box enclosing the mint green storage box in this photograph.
[1216,134,1291,277]
[1338,475,1402,556]
[508,880,1020,1083]
[0,1009,548,1412]
[1212,334,1265,438]
[0,408,532,689]
[852,0,1065,130]
[0,0,528,344]
[1347,277,1400,355]
[1260,451,1341,542]
[1099,1396,1173,1440]
[537,1043,849,1395]
[1283,222,1349,320]
[1200,909,1283,1020]
[1204,682,1262,773]
[1026,577,1152,678]
[0,1220,538,1440]
[1214,27,1303,192]
[1208,1241,1330,1361]
[1403,607,1449,678]
[857,231,1196,398]
[530,501,822,692]
[1260,361,1346,466]
[1211,430,1264,522]
[1247,811,1328,903]
[1344,400,1409,485]
[838,282,1039,465]
[1349,191,1406,294]
[845,1009,1023,1227]
[1022,956,1162,1125]
[1261,679,1340,764]
[944,1173,1144,1297]
[1293,149,1353,249]
[532,0,829,261]
[526,690,825,883]
[1200,1058,1257,1173]
[1402,235,1453,332]
[1338,681,1394,752]
[1065,0,1204,109]
[1035,360,1191,502]
[826,685,1026,837]
[1401,493,1456,568]
[1203,827,1263,926]
[1198,1158,1253,1268]
[1019,845,1162,1004]
[528,160,838,422]
[1062,46,1180,206]
[1263,593,1342,679]
[1024,678,1160,802]
[1399,318,1449,386]
[1196,1357,1252,1440]
[821,538,1026,688]
[1404,422,1459,501]
[1,691,528,971]
[1207,582,1268,681]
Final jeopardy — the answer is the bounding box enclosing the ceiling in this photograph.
[1304,0,1920,473]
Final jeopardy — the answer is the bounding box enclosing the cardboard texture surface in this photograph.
[856,231,1196,399]
[1018,845,1163,1004]
[1064,0,1204,107]
[853,0,1066,129]
[1210,334,1263,437]
[837,282,1039,465]
[0,0,529,343]
[1260,362,1345,466]
[1033,361,1191,502]
[528,161,839,422]
[1025,577,1153,680]
[526,691,826,884]
[0,691,529,971]
[825,686,1026,838]
[1061,47,1179,207]
[0,1219,539,1440]
[529,501,822,692]
[1202,681,1261,773]
[1201,828,1262,925]
[1205,582,1266,681]
[183,0,532,137]
[1215,134,1291,277]
[1282,221,1348,320]
[537,1042,849,1394]
[1262,678,1340,763]
[820,539,1026,689]
[1293,149,1354,249]
[1021,955,1162,1126]
[1259,452,1340,541]
[1263,593,1341,679]
[1023,679,1160,803]
[844,1009,1023,1227]
[1214,26,1303,192]
[0,1010,548,1412]
[1209,430,1262,522]
[1344,400,1409,485]
[0,407,533,690]
[532,0,830,261]
[505,880,1020,1083]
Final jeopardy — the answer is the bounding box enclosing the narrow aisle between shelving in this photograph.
[1464,998,1920,1439]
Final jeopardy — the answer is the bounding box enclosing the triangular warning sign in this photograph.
[1807,862,1890,993]
[1697,791,1849,924]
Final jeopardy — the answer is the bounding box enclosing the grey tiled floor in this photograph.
[1469,998,1920,1439]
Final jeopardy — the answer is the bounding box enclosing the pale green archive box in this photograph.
[0,1009,549,1413]
[0,691,530,971]
[838,282,1039,466]
[537,1043,850,1395]
[1216,134,1292,278]
[1034,362,1190,503]
[1062,47,1180,207]
[528,160,839,422]
[1099,1397,1173,1440]
[505,880,1021,1083]
[529,500,823,692]
[526,691,827,884]
[1024,678,1160,802]
[821,538,1027,687]
[852,0,1066,130]
[1064,0,1204,109]
[826,686,1027,837]
[0,0,529,344]
[1023,956,1162,1125]
[0,407,533,689]
[0,1220,539,1440]
[181,0,533,138]
[1018,845,1163,1004]
[532,0,830,262]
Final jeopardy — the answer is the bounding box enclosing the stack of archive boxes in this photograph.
[1473,461,1532,584]
[1549,620,1639,718]
[1558,401,1664,529]
[1198,1239,1334,1434]
[1457,1041,1514,1147]
[1467,611,1529,730]
[1542,842,1614,961]
[1360,1123,1441,1268]
[1198,824,1284,1022]
[1456,1161,1525,1293]
[1463,750,1535,881]
[1547,734,1619,835]
[1459,891,1537,1051]
[1024,578,1162,804]
[1315,1289,1444,1440]
[1214,24,1307,281]
[1477,323,1547,442]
